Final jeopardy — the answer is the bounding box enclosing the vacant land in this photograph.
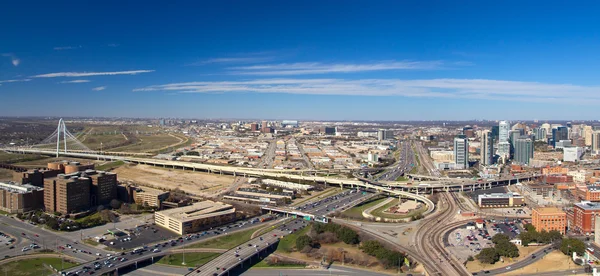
[110,134,184,153]
[14,157,99,168]
[157,252,220,267]
[504,250,578,275]
[0,152,45,164]
[0,257,79,276]
[113,164,233,195]
[0,168,12,181]
[189,228,256,250]
[466,245,542,272]
[95,160,125,171]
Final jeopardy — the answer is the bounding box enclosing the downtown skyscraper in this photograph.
[481,130,494,166]
[454,135,469,169]
[498,121,511,161]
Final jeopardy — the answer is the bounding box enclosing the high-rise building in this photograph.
[481,130,494,166]
[498,142,511,161]
[498,121,511,159]
[592,131,600,154]
[44,175,91,214]
[322,126,336,135]
[509,130,522,155]
[514,137,534,165]
[552,126,569,147]
[89,171,117,206]
[250,123,259,131]
[563,146,584,162]
[491,126,500,140]
[261,121,268,130]
[533,127,547,141]
[584,126,593,146]
[0,182,44,214]
[377,129,393,141]
[454,136,469,169]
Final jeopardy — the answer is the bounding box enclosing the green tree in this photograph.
[524,224,536,232]
[560,238,585,256]
[296,235,313,251]
[518,231,536,246]
[337,227,359,245]
[110,199,122,209]
[492,234,510,244]
[477,248,500,264]
[361,240,384,256]
[495,240,519,258]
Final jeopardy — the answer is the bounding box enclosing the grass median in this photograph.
[188,228,256,250]
[1,257,79,276]
[157,252,220,267]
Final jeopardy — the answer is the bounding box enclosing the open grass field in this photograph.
[80,133,129,150]
[370,198,425,219]
[0,257,79,276]
[189,228,256,250]
[95,160,125,171]
[276,224,311,253]
[341,196,387,219]
[157,252,220,267]
[0,151,46,164]
[110,134,183,153]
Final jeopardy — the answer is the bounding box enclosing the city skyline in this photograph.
[2,1,600,119]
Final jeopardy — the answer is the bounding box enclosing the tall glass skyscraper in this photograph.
[481,130,494,166]
[498,121,511,160]
[515,137,534,165]
[454,136,469,169]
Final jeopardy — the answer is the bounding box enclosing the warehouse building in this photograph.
[477,192,525,208]
[261,179,313,191]
[155,201,236,235]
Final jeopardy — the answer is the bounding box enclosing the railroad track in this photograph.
[450,191,471,212]
[416,193,473,276]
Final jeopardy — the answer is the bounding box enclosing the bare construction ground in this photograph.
[113,164,234,195]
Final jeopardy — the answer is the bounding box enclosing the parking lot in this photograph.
[102,224,177,250]
[448,226,495,262]
[448,218,526,262]
[0,231,16,251]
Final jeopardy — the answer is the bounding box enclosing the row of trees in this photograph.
[519,224,563,246]
[477,234,520,264]
[360,240,407,268]
[312,223,360,245]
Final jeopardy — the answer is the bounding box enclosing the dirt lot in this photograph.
[0,168,12,181]
[113,164,234,195]
[504,250,578,275]
[466,245,542,272]
[14,157,100,168]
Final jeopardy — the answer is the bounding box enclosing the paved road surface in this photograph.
[481,246,555,275]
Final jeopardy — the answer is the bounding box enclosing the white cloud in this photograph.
[192,56,275,66]
[92,86,106,91]
[54,45,81,50]
[228,61,443,75]
[33,70,154,78]
[59,80,91,84]
[0,78,31,84]
[2,53,20,66]
[133,78,600,104]
[107,43,119,47]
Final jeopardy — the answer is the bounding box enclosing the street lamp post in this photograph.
[182,242,186,265]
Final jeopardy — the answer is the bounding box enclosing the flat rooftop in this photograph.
[0,182,43,194]
[534,207,565,214]
[478,192,522,199]
[576,201,600,211]
[156,201,234,222]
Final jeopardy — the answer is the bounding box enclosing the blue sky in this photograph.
[1,1,600,120]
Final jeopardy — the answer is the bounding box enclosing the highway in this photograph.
[414,141,441,177]
[0,215,106,263]
[242,266,392,276]
[375,140,414,182]
[61,188,370,276]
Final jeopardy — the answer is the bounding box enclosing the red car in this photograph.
[35,234,39,237]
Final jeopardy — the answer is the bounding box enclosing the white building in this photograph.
[454,136,469,169]
[367,152,379,163]
[357,131,378,138]
[563,146,584,162]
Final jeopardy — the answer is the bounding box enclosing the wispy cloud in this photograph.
[2,53,20,66]
[0,78,31,84]
[107,43,119,47]
[59,79,91,84]
[32,70,154,78]
[191,56,275,66]
[133,78,600,104]
[54,45,82,50]
[92,86,106,91]
[228,61,443,75]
